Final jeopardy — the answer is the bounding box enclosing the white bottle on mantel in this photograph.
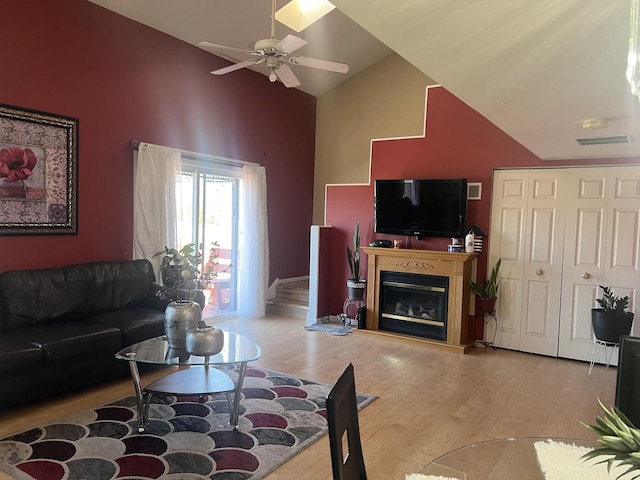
[465,231,475,253]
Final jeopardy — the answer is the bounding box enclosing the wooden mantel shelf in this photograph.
[361,247,477,353]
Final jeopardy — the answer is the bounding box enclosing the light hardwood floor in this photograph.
[0,314,617,479]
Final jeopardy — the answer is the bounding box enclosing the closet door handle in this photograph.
[582,272,591,279]
[535,268,544,275]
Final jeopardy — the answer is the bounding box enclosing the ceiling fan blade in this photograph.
[275,35,307,54]
[275,64,301,88]
[288,55,349,73]
[199,41,254,57]
[212,58,264,75]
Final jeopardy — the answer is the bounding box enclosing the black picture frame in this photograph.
[0,104,78,235]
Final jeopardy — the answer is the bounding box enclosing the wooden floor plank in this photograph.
[0,314,617,479]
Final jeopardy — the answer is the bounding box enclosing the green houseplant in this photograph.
[152,243,205,348]
[153,243,202,290]
[582,400,640,479]
[597,285,630,313]
[346,221,366,299]
[592,285,634,344]
[469,258,501,314]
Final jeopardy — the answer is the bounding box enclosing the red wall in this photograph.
[0,0,316,283]
[325,86,640,321]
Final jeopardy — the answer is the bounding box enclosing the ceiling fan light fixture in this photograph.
[275,0,336,33]
[582,118,608,130]
[200,0,345,88]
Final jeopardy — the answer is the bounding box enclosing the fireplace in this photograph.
[361,247,475,353]
[379,271,449,340]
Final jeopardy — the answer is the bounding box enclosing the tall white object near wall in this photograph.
[308,225,321,325]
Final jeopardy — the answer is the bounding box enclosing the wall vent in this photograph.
[575,135,632,146]
[467,182,482,200]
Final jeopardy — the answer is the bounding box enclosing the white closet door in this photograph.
[518,169,567,356]
[490,170,528,350]
[558,168,607,361]
[558,166,640,363]
[491,165,640,362]
[489,169,566,356]
[606,167,640,335]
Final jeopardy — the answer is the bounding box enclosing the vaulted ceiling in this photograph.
[88,0,640,160]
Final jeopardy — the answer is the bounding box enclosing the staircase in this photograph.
[266,279,309,319]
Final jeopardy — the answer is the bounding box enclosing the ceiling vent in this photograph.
[575,135,632,146]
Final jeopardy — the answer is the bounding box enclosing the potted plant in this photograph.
[152,244,205,348]
[591,285,634,344]
[469,258,501,314]
[153,243,202,290]
[581,400,640,477]
[347,221,366,300]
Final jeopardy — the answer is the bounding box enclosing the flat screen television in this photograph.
[374,178,468,238]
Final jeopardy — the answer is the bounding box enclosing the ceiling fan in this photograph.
[198,0,349,88]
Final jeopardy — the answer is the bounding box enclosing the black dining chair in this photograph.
[326,363,367,480]
[615,335,640,427]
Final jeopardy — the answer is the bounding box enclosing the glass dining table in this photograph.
[115,329,261,433]
[419,437,600,479]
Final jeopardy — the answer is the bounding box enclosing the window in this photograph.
[176,156,241,317]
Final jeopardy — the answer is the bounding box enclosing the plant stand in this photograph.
[588,308,633,374]
[475,312,498,351]
[588,338,620,375]
[343,298,365,326]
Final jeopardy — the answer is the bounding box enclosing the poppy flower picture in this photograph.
[0,145,45,199]
[0,104,78,235]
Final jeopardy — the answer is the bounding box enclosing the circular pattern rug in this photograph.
[0,366,376,480]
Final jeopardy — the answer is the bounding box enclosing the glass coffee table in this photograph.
[115,329,261,432]
[419,437,599,479]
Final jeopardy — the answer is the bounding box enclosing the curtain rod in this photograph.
[130,140,260,167]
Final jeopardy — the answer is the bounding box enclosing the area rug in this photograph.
[305,315,353,336]
[405,475,458,480]
[0,366,376,480]
[304,323,353,336]
[534,439,635,480]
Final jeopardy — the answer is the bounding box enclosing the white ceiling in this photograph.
[88,0,640,160]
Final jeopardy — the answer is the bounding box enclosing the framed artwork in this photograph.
[0,104,78,235]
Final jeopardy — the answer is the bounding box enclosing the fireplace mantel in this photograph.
[361,247,477,353]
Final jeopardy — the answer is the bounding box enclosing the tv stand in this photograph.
[361,247,476,353]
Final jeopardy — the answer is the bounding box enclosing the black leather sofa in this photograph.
[0,259,197,410]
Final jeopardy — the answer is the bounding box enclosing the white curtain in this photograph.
[133,143,181,282]
[237,164,269,318]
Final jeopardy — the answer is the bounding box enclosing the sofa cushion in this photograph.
[8,322,122,363]
[0,336,43,376]
[88,308,166,346]
[0,260,156,330]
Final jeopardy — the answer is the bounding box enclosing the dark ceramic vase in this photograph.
[591,309,634,344]
[479,297,497,315]
[347,280,366,300]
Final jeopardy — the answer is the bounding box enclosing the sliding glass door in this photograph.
[176,158,241,317]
